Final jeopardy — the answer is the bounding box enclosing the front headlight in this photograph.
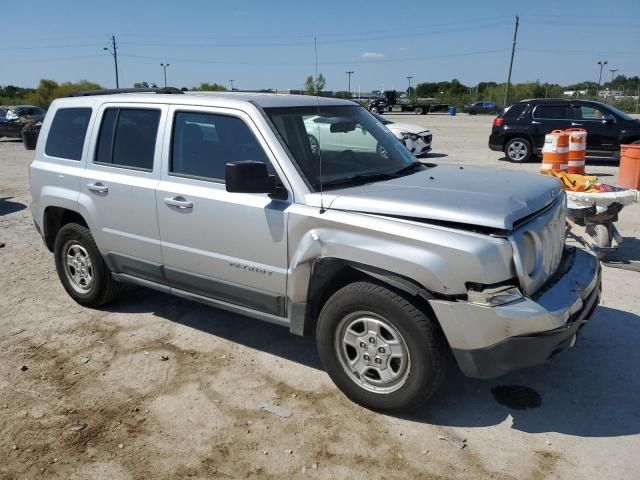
[521,232,538,277]
[400,132,420,141]
[467,286,523,306]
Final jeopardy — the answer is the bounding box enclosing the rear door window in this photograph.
[95,108,160,171]
[45,107,92,161]
[533,105,570,120]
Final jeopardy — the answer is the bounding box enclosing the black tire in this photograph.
[376,142,389,160]
[504,137,532,163]
[414,107,424,115]
[54,223,124,307]
[370,106,379,114]
[316,281,448,412]
[308,134,319,155]
[469,110,477,115]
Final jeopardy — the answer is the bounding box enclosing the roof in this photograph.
[63,88,357,109]
[517,98,604,104]
[187,91,357,108]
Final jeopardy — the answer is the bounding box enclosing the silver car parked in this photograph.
[30,89,601,412]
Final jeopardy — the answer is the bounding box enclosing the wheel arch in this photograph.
[289,258,446,342]
[43,206,89,252]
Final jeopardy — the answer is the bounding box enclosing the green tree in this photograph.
[304,73,326,95]
[190,82,227,91]
[24,79,101,108]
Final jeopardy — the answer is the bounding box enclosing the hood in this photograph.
[387,123,430,135]
[309,165,563,230]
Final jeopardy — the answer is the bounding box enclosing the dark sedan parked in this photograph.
[0,105,46,138]
[463,101,500,115]
[489,98,640,162]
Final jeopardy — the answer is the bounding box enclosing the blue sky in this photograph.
[3,0,639,91]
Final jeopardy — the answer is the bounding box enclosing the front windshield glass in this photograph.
[264,105,417,191]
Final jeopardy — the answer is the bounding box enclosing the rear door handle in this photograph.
[531,121,541,125]
[87,182,109,193]
[571,122,583,126]
[163,196,193,209]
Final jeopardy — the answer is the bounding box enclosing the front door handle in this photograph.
[163,196,193,209]
[531,121,541,125]
[87,182,109,193]
[571,122,583,126]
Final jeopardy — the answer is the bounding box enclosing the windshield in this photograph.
[264,105,418,191]
[603,104,633,121]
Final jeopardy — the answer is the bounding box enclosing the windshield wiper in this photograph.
[394,162,425,176]
[320,172,397,190]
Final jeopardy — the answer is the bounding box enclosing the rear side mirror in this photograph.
[226,161,276,194]
[330,121,357,133]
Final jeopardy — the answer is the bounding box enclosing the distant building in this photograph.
[563,90,588,97]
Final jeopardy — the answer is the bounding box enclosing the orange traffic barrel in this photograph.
[541,130,569,173]
[566,128,587,175]
[618,144,640,189]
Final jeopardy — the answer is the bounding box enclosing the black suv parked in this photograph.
[489,99,640,162]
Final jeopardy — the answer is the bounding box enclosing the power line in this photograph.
[117,48,506,67]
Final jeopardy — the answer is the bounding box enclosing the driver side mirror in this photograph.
[601,114,614,124]
[225,161,277,194]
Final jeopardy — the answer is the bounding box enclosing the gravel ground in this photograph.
[1,114,639,480]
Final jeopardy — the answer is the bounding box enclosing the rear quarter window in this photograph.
[45,107,92,161]
[502,103,527,119]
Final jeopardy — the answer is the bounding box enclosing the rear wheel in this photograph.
[370,106,379,114]
[414,107,424,115]
[54,223,124,307]
[308,134,319,155]
[505,137,532,163]
[316,281,447,412]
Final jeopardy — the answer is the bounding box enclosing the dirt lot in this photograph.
[1,114,639,479]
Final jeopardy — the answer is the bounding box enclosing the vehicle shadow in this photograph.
[107,288,640,438]
[423,152,448,159]
[407,305,640,438]
[602,236,640,266]
[107,287,322,370]
[0,197,27,217]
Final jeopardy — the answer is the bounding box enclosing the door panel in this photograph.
[571,105,618,152]
[531,104,572,149]
[156,107,289,313]
[79,104,167,282]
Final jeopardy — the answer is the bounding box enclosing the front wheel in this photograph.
[308,134,319,155]
[370,106,379,114]
[505,137,532,163]
[316,282,448,412]
[54,223,124,307]
[414,107,424,115]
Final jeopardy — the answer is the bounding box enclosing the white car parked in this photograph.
[304,113,432,159]
[373,113,432,157]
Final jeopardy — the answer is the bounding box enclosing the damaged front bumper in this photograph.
[429,247,601,378]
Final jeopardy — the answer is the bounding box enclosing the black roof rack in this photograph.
[68,87,184,97]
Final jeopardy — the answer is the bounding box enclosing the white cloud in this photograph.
[361,52,384,59]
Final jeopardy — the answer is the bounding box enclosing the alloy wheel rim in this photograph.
[335,311,411,394]
[508,141,527,160]
[63,241,94,294]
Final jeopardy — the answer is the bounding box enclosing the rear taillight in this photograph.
[493,117,504,127]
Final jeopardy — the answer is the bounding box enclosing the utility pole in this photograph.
[503,15,519,106]
[596,60,608,97]
[406,76,413,97]
[160,63,170,88]
[103,35,119,88]
[345,71,354,96]
[229,79,235,90]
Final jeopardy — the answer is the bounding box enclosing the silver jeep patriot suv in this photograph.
[30,88,601,412]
